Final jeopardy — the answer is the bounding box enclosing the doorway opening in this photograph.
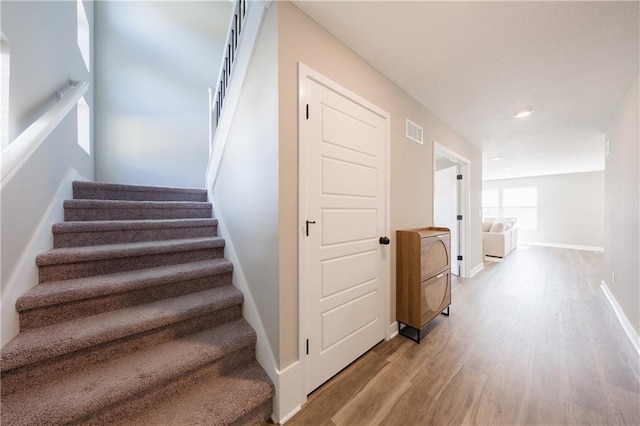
[433,143,470,277]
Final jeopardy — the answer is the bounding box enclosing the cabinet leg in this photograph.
[441,306,450,316]
[398,322,421,343]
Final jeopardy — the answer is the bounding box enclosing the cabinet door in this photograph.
[420,271,451,327]
[420,234,450,281]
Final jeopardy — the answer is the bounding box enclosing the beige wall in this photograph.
[605,72,639,334]
[278,1,483,368]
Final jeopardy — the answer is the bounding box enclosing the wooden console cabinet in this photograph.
[396,227,451,342]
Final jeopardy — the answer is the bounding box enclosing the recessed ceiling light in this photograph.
[505,167,512,171]
[513,109,534,118]
[492,156,502,161]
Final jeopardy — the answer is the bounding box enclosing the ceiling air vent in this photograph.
[406,119,423,144]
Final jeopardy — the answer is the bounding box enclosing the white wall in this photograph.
[605,73,639,335]
[484,171,605,248]
[1,0,95,345]
[1,1,93,141]
[94,1,231,188]
[212,5,280,361]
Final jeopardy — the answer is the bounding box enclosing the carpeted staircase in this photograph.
[0,181,274,425]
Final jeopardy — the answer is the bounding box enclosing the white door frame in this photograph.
[433,142,471,278]
[297,62,392,398]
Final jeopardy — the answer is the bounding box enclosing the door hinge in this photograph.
[306,339,309,355]
[306,104,309,120]
[457,215,463,220]
[457,255,463,261]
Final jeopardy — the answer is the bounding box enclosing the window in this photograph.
[77,0,90,72]
[77,96,90,154]
[482,186,538,230]
[1,32,9,149]
[503,187,537,229]
[482,188,499,218]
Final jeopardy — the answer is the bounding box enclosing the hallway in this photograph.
[288,247,640,425]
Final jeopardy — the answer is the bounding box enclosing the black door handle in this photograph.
[379,236,390,245]
[306,220,316,236]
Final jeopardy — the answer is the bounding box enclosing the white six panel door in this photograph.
[304,77,387,393]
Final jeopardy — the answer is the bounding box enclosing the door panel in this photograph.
[321,209,377,245]
[321,158,377,198]
[304,77,387,393]
[321,250,377,298]
[321,291,379,349]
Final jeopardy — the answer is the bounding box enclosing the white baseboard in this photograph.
[520,241,604,252]
[1,168,88,346]
[601,281,640,356]
[470,262,484,277]
[387,321,398,340]
[209,200,286,420]
[274,361,304,424]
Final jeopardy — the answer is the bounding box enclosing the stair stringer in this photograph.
[1,168,89,347]
[211,201,304,424]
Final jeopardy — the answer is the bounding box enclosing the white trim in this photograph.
[601,281,640,356]
[297,63,310,404]
[520,241,604,252]
[274,361,304,424]
[298,62,391,398]
[433,142,471,278]
[1,31,10,150]
[470,262,484,277]
[387,321,399,340]
[1,168,89,346]
[209,199,282,420]
[206,1,267,192]
[384,87,392,341]
[1,81,89,188]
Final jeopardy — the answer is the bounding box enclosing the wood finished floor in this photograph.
[286,246,640,425]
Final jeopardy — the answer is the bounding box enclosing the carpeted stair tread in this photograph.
[64,199,213,221]
[36,237,224,266]
[64,199,212,210]
[117,360,274,426]
[53,218,218,234]
[53,218,219,247]
[73,181,208,202]
[1,285,243,372]
[16,259,233,312]
[0,318,256,425]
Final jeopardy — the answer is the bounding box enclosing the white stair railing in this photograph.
[205,0,267,191]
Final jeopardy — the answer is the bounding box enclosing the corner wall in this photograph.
[212,3,280,364]
[604,72,639,336]
[94,1,231,188]
[484,171,605,248]
[278,1,483,369]
[1,0,95,346]
[2,0,93,141]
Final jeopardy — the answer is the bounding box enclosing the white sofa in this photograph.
[482,218,519,258]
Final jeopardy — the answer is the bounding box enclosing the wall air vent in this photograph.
[406,119,423,144]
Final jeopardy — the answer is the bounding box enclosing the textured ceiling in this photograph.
[292,1,640,180]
